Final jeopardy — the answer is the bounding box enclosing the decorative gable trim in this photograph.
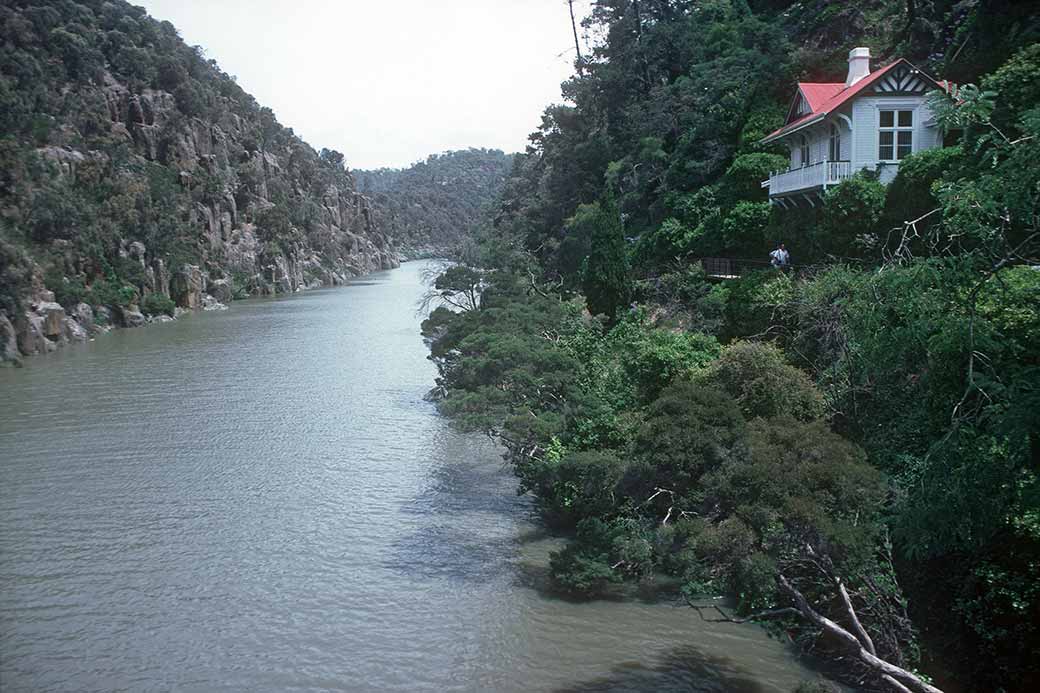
[872,63,936,95]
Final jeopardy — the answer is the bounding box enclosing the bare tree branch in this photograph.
[777,575,945,693]
[684,594,801,624]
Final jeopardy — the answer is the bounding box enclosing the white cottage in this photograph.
[761,47,947,206]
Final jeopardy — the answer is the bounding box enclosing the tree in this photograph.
[422,263,482,313]
[578,199,631,320]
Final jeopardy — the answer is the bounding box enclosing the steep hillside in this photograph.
[423,1,1040,691]
[497,0,1039,279]
[0,0,398,364]
[356,149,512,257]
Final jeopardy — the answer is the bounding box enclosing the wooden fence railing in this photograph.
[700,257,781,278]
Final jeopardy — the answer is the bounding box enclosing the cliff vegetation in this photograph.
[0,0,398,363]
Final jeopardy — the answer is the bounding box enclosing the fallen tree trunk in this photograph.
[687,572,944,693]
[777,575,944,693]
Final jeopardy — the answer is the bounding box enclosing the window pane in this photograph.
[879,144,894,160]
[897,146,912,159]
[897,131,913,146]
[880,110,894,127]
[898,110,913,127]
[880,131,894,145]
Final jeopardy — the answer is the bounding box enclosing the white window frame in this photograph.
[877,104,917,163]
[799,134,811,168]
[829,123,842,162]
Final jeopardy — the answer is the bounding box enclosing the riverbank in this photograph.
[0,255,402,368]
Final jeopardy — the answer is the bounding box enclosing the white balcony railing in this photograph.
[764,160,853,196]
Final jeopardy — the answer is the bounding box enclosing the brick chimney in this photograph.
[846,47,871,87]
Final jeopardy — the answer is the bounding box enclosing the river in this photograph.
[0,260,822,692]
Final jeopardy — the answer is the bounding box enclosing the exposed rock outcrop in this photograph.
[73,303,95,335]
[119,306,147,328]
[0,314,21,366]
[37,302,66,340]
[208,279,233,304]
[171,265,207,310]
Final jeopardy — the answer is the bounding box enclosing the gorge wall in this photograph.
[356,149,513,259]
[0,0,398,365]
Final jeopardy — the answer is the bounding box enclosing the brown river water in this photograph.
[0,260,825,692]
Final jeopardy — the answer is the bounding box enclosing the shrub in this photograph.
[695,341,826,421]
[88,278,135,308]
[981,43,1040,136]
[549,518,625,594]
[720,269,794,341]
[883,146,966,233]
[821,174,886,257]
[531,450,627,527]
[114,256,148,288]
[140,292,175,317]
[43,265,87,308]
[604,315,721,404]
[720,201,771,256]
[0,236,33,314]
[633,382,747,505]
[717,153,788,207]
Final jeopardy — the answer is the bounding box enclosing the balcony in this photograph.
[763,160,853,198]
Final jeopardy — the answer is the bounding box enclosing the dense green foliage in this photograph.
[425,2,1040,690]
[355,149,512,255]
[139,292,174,317]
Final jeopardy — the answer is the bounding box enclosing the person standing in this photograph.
[769,243,790,269]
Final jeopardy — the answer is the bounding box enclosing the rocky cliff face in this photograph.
[0,0,399,365]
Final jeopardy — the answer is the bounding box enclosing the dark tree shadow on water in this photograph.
[552,644,783,693]
[401,459,528,518]
[382,524,520,583]
[512,557,686,606]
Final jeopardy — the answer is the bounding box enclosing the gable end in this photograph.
[786,90,812,124]
[872,63,934,95]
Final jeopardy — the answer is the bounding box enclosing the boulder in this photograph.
[63,316,87,342]
[73,302,95,334]
[16,312,52,355]
[119,306,146,328]
[128,241,146,266]
[208,278,233,304]
[36,302,66,339]
[94,305,113,327]
[0,314,21,366]
[202,294,228,311]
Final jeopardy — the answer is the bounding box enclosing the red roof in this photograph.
[763,60,939,143]
[799,83,845,112]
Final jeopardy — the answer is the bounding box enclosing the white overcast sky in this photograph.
[134,0,593,170]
